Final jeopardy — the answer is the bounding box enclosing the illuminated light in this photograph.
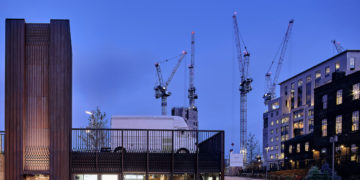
[85,110,93,115]
[86,130,91,134]
[192,31,195,34]
[340,145,344,149]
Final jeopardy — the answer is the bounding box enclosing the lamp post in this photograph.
[264,147,270,180]
[330,135,338,180]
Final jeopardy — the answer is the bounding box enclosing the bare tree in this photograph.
[79,106,109,151]
[247,133,260,163]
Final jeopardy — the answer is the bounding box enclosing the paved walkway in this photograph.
[225,176,262,180]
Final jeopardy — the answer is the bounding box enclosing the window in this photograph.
[271,146,274,150]
[293,110,304,119]
[271,138,274,142]
[350,57,355,70]
[325,66,330,76]
[289,145,292,154]
[322,119,327,136]
[306,75,311,82]
[276,137,279,141]
[353,83,360,100]
[271,130,274,134]
[309,118,314,133]
[276,120,279,124]
[351,144,358,162]
[315,71,321,79]
[272,102,280,110]
[305,142,309,152]
[336,90,342,105]
[275,146,278,150]
[336,115,342,134]
[270,154,274,159]
[335,62,340,71]
[308,109,314,116]
[322,95,327,109]
[271,121,274,126]
[282,117,289,124]
[284,86,288,96]
[297,144,300,153]
[276,128,279,133]
[291,83,295,89]
[298,80,303,86]
[352,111,359,131]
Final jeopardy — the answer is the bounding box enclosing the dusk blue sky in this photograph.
[1,0,360,155]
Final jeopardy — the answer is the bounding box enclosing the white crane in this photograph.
[233,12,252,164]
[331,40,344,53]
[263,19,294,105]
[188,31,198,110]
[154,51,187,115]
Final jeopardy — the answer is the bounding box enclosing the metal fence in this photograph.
[72,128,221,153]
[0,131,4,153]
[71,129,224,174]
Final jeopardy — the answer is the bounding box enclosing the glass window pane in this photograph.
[102,175,118,180]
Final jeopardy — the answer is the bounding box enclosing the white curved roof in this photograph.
[111,115,189,130]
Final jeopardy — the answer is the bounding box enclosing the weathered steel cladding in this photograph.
[49,20,72,180]
[5,19,26,180]
[5,19,72,180]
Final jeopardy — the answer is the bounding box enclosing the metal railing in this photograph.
[0,131,4,153]
[71,128,224,174]
[72,128,221,153]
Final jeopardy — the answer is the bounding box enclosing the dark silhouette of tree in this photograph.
[79,106,109,151]
[247,133,260,163]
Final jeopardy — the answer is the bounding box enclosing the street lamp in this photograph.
[330,135,338,180]
[264,147,270,180]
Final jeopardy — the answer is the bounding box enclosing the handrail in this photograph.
[72,128,223,132]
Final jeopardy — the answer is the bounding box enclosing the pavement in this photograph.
[225,176,262,180]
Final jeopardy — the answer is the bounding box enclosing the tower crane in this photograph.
[263,19,294,105]
[154,51,187,115]
[188,31,198,110]
[331,40,344,53]
[232,12,253,164]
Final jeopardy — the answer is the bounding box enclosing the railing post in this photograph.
[171,130,174,180]
[195,130,199,180]
[146,130,149,180]
[121,130,124,175]
[221,131,225,180]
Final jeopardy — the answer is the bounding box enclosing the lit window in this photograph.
[322,119,327,136]
[271,130,274,134]
[306,75,311,82]
[280,153,284,159]
[276,120,279,124]
[291,83,295,89]
[335,62,340,71]
[322,95,327,109]
[271,146,274,150]
[276,137,279,141]
[285,134,289,140]
[325,66,330,76]
[271,138,274,142]
[351,144,358,162]
[336,115,342,134]
[281,117,289,124]
[281,144,284,150]
[298,80,303,86]
[353,83,360,100]
[272,102,280,110]
[305,142,309,152]
[271,121,274,126]
[315,71,321,79]
[350,57,355,70]
[289,145,292,154]
[336,90,342,105]
[275,153,279,159]
[270,154,274,159]
[352,111,359,131]
[297,144,300,153]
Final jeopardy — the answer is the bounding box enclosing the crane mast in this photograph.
[154,51,187,115]
[332,40,344,53]
[233,12,252,164]
[263,19,294,105]
[188,31,198,109]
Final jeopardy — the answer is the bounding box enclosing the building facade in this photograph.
[5,19,72,180]
[263,50,360,168]
[171,107,198,130]
[284,71,360,178]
